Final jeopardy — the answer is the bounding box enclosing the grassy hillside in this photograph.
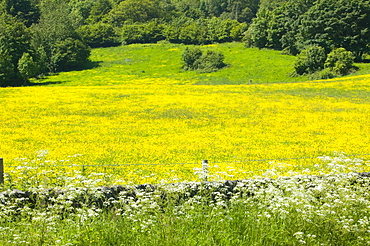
[34,42,309,86]
[34,42,370,86]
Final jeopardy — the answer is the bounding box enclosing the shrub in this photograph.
[51,38,91,71]
[324,48,355,75]
[182,47,202,71]
[182,47,226,73]
[294,46,326,75]
[195,50,226,73]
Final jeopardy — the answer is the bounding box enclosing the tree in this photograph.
[0,46,15,86]
[31,0,90,73]
[107,0,163,27]
[195,50,226,73]
[246,7,271,48]
[2,0,40,27]
[78,22,119,47]
[51,38,91,71]
[0,13,32,86]
[18,52,39,82]
[299,0,370,60]
[206,17,246,43]
[86,0,112,24]
[120,20,165,44]
[246,0,316,53]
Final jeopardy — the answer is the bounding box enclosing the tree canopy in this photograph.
[246,0,370,60]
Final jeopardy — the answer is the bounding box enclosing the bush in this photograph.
[51,38,91,71]
[182,47,226,73]
[195,50,226,73]
[294,46,326,75]
[182,47,202,71]
[324,48,355,75]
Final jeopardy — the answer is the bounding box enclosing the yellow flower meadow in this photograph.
[0,75,370,185]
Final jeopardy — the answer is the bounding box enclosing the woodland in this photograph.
[1,0,369,86]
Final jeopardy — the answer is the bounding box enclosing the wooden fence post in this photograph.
[0,158,3,184]
[202,160,208,182]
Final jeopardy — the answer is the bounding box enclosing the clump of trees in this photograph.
[293,46,355,78]
[246,0,370,60]
[246,0,369,78]
[182,47,226,73]
[0,0,91,86]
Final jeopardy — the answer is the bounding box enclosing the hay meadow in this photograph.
[0,42,370,245]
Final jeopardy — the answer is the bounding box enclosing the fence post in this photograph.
[82,165,85,176]
[0,158,3,184]
[202,160,208,182]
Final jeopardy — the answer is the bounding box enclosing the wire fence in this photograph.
[5,153,370,168]
[1,153,370,185]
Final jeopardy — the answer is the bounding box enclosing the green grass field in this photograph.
[34,42,309,86]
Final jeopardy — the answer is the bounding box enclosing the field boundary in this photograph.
[1,154,370,185]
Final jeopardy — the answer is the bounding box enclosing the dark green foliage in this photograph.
[198,0,259,21]
[2,0,40,27]
[86,0,112,24]
[17,52,39,82]
[120,20,165,44]
[247,8,271,48]
[206,17,247,43]
[68,0,96,26]
[31,0,90,73]
[51,38,91,71]
[78,22,120,48]
[107,0,164,27]
[117,16,246,46]
[164,17,246,45]
[0,13,32,86]
[248,0,370,61]
[182,47,203,71]
[299,0,370,60]
[0,47,15,86]
[195,50,226,73]
[246,0,315,53]
[324,48,355,75]
[182,47,226,73]
[294,46,326,75]
[0,14,31,68]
